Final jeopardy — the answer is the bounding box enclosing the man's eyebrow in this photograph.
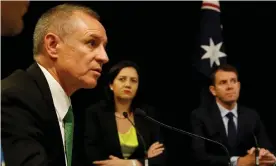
[87,34,106,40]
[88,34,108,45]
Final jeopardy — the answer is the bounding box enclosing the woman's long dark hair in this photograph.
[104,60,142,112]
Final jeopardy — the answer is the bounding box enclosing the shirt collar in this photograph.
[37,63,71,120]
[216,101,238,118]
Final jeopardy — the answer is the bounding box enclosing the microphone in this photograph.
[252,131,259,166]
[134,108,232,166]
[123,112,149,166]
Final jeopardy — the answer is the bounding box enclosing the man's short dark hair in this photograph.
[210,64,239,86]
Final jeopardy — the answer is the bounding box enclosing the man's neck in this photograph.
[36,58,76,96]
[216,98,237,110]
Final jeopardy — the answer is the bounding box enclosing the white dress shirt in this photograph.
[38,63,71,166]
[217,102,238,135]
[216,101,239,166]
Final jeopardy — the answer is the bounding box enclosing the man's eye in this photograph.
[90,40,96,46]
[220,81,226,85]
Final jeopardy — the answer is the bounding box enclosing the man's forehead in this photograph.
[216,71,237,80]
[73,12,107,37]
[84,32,107,41]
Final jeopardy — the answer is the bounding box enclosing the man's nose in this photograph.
[226,82,234,89]
[98,45,109,64]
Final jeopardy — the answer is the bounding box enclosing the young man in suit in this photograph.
[1,3,109,166]
[190,64,276,166]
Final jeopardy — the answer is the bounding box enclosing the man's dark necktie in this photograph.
[226,112,237,148]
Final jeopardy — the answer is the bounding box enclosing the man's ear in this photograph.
[44,32,61,59]
[209,85,216,96]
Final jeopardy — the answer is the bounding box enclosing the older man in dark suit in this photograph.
[190,64,276,166]
[1,3,109,166]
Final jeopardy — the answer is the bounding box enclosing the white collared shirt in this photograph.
[38,63,71,166]
[216,101,239,166]
[216,101,238,136]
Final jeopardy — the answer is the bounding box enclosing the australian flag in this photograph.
[195,0,227,78]
[193,0,227,106]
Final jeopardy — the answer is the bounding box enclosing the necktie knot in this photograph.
[64,106,73,123]
[226,112,234,120]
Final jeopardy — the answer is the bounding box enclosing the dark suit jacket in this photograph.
[1,63,80,166]
[83,100,166,166]
[190,100,274,166]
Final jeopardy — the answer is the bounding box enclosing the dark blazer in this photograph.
[190,100,274,166]
[1,63,80,166]
[84,100,166,166]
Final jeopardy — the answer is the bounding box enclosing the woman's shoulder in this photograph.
[85,100,112,113]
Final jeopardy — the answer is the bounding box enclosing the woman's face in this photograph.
[110,67,139,100]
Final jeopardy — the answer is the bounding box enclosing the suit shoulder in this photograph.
[239,105,259,118]
[85,100,109,113]
[2,69,35,95]
[1,69,47,121]
[191,105,208,117]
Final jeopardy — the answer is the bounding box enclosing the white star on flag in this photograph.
[201,38,227,67]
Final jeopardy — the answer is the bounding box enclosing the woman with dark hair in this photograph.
[84,60,166,166]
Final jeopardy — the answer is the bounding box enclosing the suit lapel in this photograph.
[27,63,56,115]
[210,102,229,146]
[236,106,247,147]
[210,102,248,150]
[26,63,65,163]
[130,113,149,158]
[99,111,123,158]
[98,108,149,159]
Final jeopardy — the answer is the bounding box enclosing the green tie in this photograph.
[64,106,74,166]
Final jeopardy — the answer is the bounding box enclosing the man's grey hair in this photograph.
[33,3,100,56]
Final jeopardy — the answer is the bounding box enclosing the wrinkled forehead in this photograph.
[70,11,107,42]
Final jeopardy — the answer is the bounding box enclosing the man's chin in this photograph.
[82,81,97,89]
[224,99,237,105]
